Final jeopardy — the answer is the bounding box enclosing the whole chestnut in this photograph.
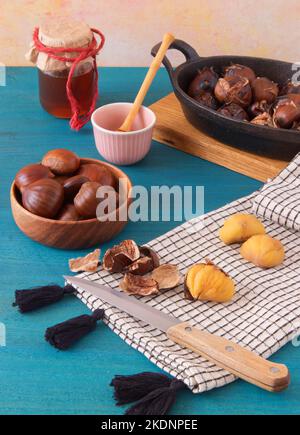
[77,164,115,187]
[42,149,80,175]
[193,92,219,110]
[15,163,54,192]
[57,203,81,221]
[218,103,249,121]
[214,76,252,107]
[63,175,89,201]
[74,181,102,219]
[188,67,219,97]
[273,99,300,129]
[252,77,279,104]
[22,179,64,218]
[224,64,256,85]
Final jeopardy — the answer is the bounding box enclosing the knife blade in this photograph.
[64,275,290,392]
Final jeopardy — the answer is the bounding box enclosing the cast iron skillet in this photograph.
[151,39,300,160]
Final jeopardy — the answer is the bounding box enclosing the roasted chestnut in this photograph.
[214,76,252,108]
[188,67,219,97]
[218,103,249,121]
[280,80,300,96]
[273,99,300,129]
[57,203,81,221]
[252,77,278,104]
[22,179,64,218]
[74,181,102,219]
[248,100,270,118]
[15,163,54,192]
[42,149,80,175]
[193,92,219,110]
[63,175,89,201]
[77,164,115,187]
[251,112,274,127]
[224,64,256,84]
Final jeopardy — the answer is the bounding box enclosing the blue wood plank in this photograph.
[0,67,298,415]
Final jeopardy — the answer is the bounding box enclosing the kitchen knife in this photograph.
[64,275,290,392]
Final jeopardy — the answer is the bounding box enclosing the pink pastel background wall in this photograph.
[1,0,299,66]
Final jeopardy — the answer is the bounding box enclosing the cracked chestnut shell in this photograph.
[252,77,279,104]
[251,112,274,127]
[224,64,256,85]
[120,273,159,296]
[214,76,252,107]
[126,246,160,275]
[103,240,140,273]
[22,178,64,218]
[273,99,300,129]
[188,67,219,97]
[218,103,249,121]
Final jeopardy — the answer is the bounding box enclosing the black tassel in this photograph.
[13,284,76,313]
[45,308,104,350]
[111,372,186,415]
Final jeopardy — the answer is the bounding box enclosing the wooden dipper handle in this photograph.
[118,33,175,132]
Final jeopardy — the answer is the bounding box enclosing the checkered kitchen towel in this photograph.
[74,155,300,394]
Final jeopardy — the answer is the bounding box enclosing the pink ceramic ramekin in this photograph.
[91,103,156,165]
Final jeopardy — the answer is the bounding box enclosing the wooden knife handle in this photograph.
[167,322,290,392]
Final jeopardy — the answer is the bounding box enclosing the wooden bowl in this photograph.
[10,158,132,250]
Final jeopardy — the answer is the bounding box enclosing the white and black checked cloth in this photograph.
[74,156,300,394]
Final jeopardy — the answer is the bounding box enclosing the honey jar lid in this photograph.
[26,17,94,72]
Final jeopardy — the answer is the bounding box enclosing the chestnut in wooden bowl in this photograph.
[10,158,132,250]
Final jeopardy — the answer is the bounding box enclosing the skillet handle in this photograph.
[151,39,199,85]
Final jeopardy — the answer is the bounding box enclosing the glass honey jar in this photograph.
[26,18,105,130]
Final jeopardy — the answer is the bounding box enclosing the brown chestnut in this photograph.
[214,76,252,107]
[273,99,300,129]
[74,181,102,218]
[248,100,270,118]
[218,103,249,121]
[63,175,89,201]
[224,64,256,84]
[42,149,80,175]
[22,179,64,218]
[188,67,219,97]
[77,164,115,187]
[57,203,81,221]
[252,77,279,104]
[280,80,300,96]
[15,163,54,192]
[193,92,219,110]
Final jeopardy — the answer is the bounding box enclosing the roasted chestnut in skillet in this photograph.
[251,112,274,127]
[194,92,219,110]
[188,67,219,97]
[224,64,256,85]
[22,179,64,218]
[248,100,270,118]
[252,77,279,104]
[214,76,252,108]
[280,80,300,96]
[273,99,300,129]
[218,103,249,121]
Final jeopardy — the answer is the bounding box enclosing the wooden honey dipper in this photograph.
[118,33,175,132]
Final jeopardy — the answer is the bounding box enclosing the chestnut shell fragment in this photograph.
[103,240,140,273]
[120,273,159,296]
[126,246,160,275]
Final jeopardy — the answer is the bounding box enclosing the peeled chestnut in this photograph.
[273,99,300,129]
[188,67,219,97]
[214,76,252,107]
[63,175,89,201]
[193,92,219,110]
[224,64,256,85]
[22,179,64,218]
[57,203,81,221]
[42,149,80,175]
[15,163,54,192]
[252,77,278,104]
[77,164,115,187]
[218,103,249,121]
[74,181,102,219]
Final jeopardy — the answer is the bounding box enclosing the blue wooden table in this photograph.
[0,67,299,415]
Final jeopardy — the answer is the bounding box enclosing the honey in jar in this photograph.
[26,18,104,128]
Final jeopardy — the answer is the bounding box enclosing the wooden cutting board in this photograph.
[150,93,288,182]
